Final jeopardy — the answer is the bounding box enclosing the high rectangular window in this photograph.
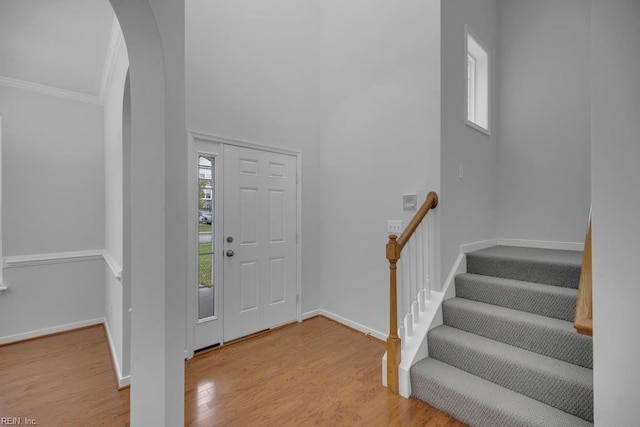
[466,27,489,134]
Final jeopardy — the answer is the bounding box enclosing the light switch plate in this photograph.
[387,220,404,234]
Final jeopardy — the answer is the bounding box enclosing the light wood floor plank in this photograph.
[0,317,466,426]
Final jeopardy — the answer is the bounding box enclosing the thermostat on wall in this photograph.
[403,194,417,211]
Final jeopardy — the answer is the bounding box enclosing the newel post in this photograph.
[386,235,401,394]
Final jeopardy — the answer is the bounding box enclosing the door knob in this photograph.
[226,250,235,257]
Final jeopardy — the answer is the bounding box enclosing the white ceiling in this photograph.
[0,0,116,97]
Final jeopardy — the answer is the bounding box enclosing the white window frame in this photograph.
[467,53,477,123]
[465,26,490,135]
[202,187,212,200]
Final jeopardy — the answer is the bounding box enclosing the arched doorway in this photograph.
[108,1,186,425]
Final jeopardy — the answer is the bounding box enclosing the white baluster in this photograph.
[400,254,410,337]
[408,237,417,323]
[423,218,431,302]
[405,311,413,337]
[398,254,406,339]
[417,223,425,312]
[403,251,413,337]
[399,324,406,348]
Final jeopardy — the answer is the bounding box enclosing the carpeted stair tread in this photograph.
[455,273,577,321]
[443,297,592,368]
[466,245,582,288]
[410,357,593,427]
[428,325,593,421]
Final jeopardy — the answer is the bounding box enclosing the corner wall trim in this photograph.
[98,17,125,103]
[103,251,123,281]
[3,249,105,268]
[104,321,130,389]
[0,317,104,346]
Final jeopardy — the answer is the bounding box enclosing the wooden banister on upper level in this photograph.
[574,212,593,336]
[385,191,438,394]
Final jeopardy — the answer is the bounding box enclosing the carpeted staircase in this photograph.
[411,246,593,426]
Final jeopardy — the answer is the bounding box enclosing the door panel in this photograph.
[223,145,297,342]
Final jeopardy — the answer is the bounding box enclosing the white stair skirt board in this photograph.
[104,320,131,388]
[0,317,104,346]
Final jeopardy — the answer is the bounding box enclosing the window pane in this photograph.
[198,155,215,320]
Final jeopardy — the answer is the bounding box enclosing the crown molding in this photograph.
[0,75,102,105]
[98,16,126,103]
[0,15,124,106]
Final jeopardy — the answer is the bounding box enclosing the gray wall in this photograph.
[1,88,105,255]
[318,0,441,335]
[441,0,499,277]
[186,0,441,337]
[0,85,105,341]
[496,0,591,242]
[186,0,322,314]
[591,0,640,422]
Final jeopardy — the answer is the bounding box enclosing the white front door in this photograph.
[222,145,298,342]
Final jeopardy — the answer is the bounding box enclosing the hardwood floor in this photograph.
[0,317,466,426]
[0,325,130,426]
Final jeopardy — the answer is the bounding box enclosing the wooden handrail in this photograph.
[397,192,439,250]
[574,211,593,336]
[385,191,438,394]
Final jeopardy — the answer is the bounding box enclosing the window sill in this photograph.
[465,119,490,136]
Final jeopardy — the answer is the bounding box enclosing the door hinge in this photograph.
[296,294,300,304]
[296,233,299,244]
[296,173,299,183]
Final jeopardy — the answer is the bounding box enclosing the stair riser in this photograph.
[466,255,581,288]
[455,275,577,321]
[428,331,593,421]
[443,301,593,368]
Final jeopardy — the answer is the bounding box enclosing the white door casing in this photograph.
[188,132,301,355]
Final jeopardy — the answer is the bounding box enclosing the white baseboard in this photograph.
[0,317,104,345]
[497,238,583,251]
[459,238,583,254]
[302,309,321,320]
[104,320,131,388]
[304,308,387,341]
